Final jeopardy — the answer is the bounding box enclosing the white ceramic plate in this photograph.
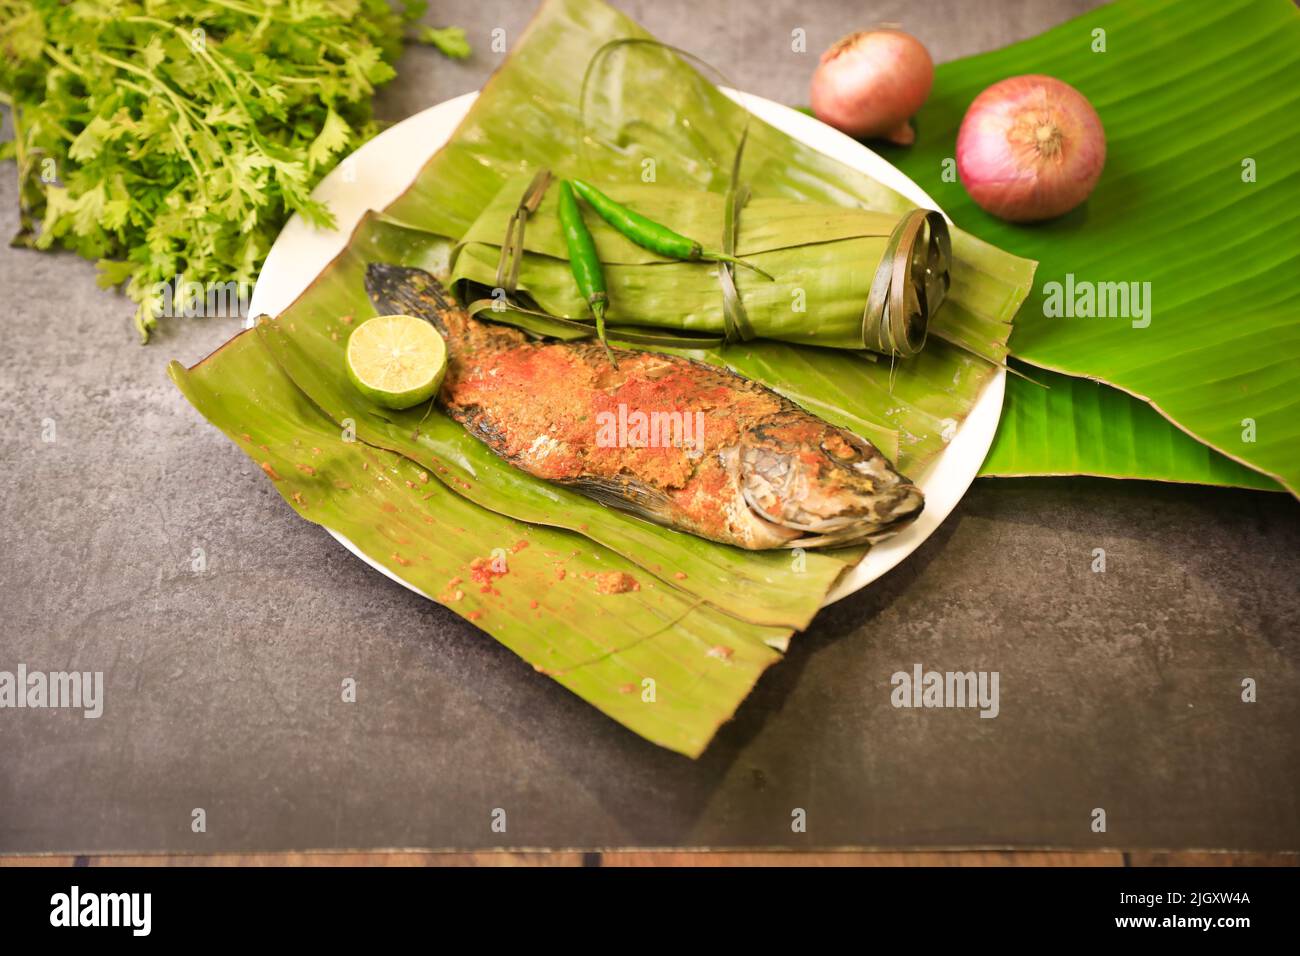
[248,90,1003,607]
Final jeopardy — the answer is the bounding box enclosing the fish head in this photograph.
[734,413,924,548]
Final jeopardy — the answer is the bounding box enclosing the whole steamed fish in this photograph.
[365,264,923,550]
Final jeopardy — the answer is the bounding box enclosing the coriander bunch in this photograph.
[0,0,469,339]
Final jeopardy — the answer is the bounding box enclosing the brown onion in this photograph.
[956,74,1106,222]
[810,29,934,145]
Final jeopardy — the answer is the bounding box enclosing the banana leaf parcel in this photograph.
[172,0,1037,755]
[454,177,952,356]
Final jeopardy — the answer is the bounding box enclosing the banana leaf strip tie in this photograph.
[464,297,727,348]
[718,123,758,343]
[864,209,951,357]
[494,168,553,293]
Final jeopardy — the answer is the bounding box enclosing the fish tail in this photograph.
[364,264,469,348]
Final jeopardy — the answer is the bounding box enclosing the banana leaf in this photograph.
[169,331,793,757]
[169,0,1039,755]
[455,177,951,355]
[256,212,862,633]
[984,364,1284,491]
[886,0,1300,496]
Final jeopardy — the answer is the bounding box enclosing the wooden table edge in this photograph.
[2,849,1296,867]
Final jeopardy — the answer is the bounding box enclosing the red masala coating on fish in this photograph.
[447,342,781,494]
[420,284,816,544]
[364,264,921,549]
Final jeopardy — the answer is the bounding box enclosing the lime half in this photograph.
[346,314,447,410]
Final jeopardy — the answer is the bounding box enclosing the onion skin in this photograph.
[956,74,1106,222]
[810,30,934,145]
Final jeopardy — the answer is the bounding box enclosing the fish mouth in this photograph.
[738,420,925,548]
[741,481,924,548]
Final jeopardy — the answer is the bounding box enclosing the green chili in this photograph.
[557,179,616,363]
[570,178,774,280]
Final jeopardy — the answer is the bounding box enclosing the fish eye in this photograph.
[820,436,865,463]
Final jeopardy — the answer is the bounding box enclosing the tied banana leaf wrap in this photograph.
[171,0,1037,755]
[456,177,952,355]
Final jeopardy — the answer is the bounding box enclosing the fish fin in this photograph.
[783,510,923,549]
[559,474,679,526]
[449,404,512,458]
[364,263,467,346]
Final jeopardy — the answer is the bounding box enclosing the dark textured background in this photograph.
[1,0,1297,853]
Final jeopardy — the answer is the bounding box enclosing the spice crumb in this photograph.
[594,571,640,595]
[260,461,282,481]
[470,556,508,585]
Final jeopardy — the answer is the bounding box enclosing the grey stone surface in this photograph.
[1,0,1297,853]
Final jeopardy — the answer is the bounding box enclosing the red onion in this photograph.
[956,74,1106,222]
[810,29,934,145]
